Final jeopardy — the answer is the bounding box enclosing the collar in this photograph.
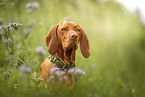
[48,55,76,71]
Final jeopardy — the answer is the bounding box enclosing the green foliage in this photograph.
[0,0,145,97]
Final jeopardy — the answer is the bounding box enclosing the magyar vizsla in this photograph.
[39,21,90,87]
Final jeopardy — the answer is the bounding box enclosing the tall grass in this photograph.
[0,0,145,97]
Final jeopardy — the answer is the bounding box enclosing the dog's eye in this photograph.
[61,28,67,31]
[76,29,80,32]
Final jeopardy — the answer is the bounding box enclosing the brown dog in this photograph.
[39,21,90,87]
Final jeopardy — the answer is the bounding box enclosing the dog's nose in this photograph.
[70,33,78,40]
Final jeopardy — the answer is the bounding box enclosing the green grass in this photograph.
[0,0,145,97]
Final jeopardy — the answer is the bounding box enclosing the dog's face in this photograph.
[57,21,81,50]
[45,21,90,61]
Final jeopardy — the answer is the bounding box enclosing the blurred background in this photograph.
[0,0,145,97]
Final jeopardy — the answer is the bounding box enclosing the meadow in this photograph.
[0,0,145,97]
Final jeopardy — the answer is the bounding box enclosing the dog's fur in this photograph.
[39,21,90,87]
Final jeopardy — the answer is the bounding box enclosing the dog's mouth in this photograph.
[63,41,77,49]
[63,43,76,65]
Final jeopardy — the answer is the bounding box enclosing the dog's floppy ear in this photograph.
[80,29,90,58]
[45,24,58,55]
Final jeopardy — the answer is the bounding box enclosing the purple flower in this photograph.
[20,65,32,73]
[5,25,12,32]
[37,77,43,81]
[4,72,10,78]
[26,2,40,8]
[68,68,85,75]
[3,38,12,43]
[35,46,46,56]
[0,26,4,35]
[47,67,67,82]
[68,68,85,81]
[55,70,66,76]
[59,75,67,80]
[28,20,36,26]
[63,76,67,80]
[47,76,54,82]
[26,2,40,14]
[50,67,60,74]
[16,45,22,49]
[10,23,22,31]
[23,28,32,35]
[68,68,75,74]
[75,68,85,75]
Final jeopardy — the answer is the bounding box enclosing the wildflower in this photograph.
[68,68,85,75]
[20,65,32,73]
[0,26,4,35]
[23,28,32,35]
[0,19,3,25]
[16,45,22,49]
[50,67,60,74]
[68,68,85,81]
[75,68,85,75]
[10,23,22,31]
[28,20,36,26]
[26,2,40,14]
[68,68,75,74]
[35,46,46,56]
[5,25,12,32]
[26,2,40,8]
[63,75,67,80]
[3,38,12,43]
[4,72,10,78]
[63,16,71,21]
[37,77,43,81]
[55,70,66,76]
[27,9,33,14]
[47,67,67,83]
[59,75,67,80]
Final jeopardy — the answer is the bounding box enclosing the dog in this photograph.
[38,21,90,88]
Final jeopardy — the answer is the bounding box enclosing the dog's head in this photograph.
[45,21,90,62]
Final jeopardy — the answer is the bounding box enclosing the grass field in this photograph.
[0,0,145,97]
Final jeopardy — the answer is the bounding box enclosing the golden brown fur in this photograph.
[39,21,90,87]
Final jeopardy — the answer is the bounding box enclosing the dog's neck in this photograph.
[55,45,76,65]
